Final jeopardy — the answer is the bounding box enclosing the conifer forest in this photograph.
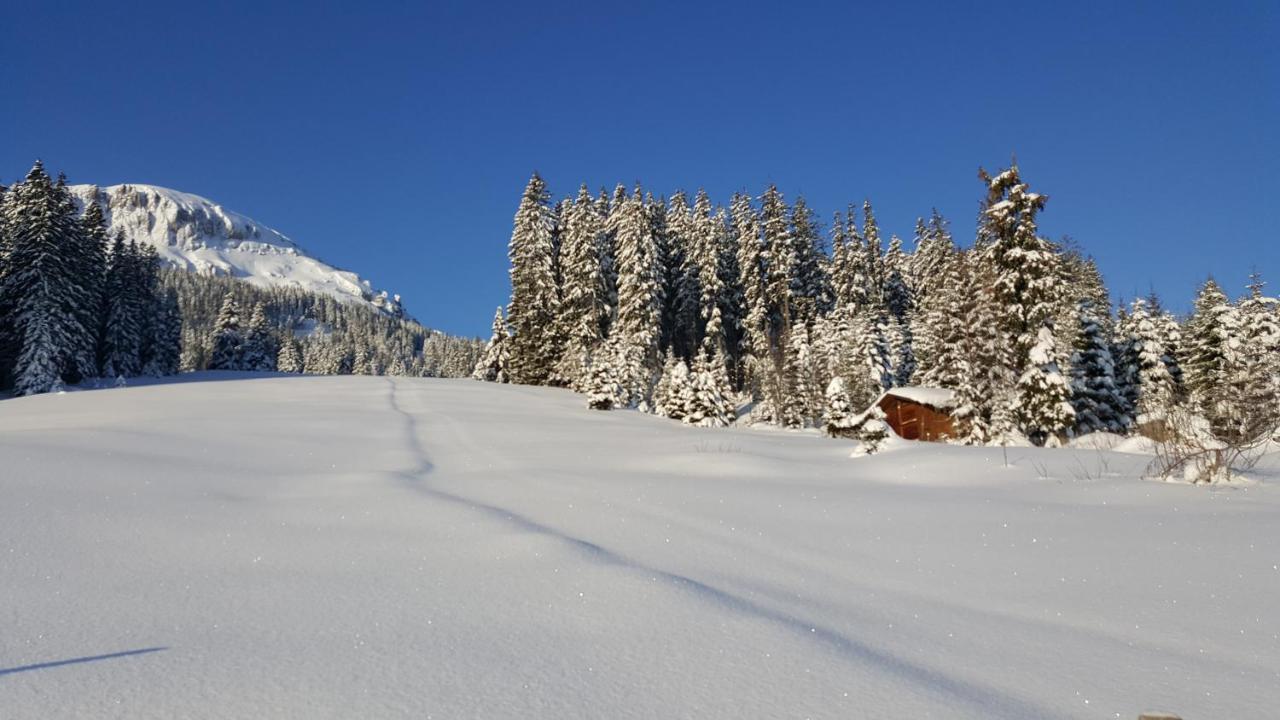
[482,164,1279,462]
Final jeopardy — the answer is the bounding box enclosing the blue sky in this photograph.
[2,1,1276,336]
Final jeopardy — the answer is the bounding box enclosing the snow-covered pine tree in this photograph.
[952,255,1011,444]
[207,292,244,371]
[685,345,736,427]
[976,164,1062,374]
[5,162,88,395]
[1115,298,1178,424]
[823,376,856,437]
[687,191,723,351]
[277,337,304,374]
[1236,272,1280,436]
[911,244,963,387]
[76,198,109,379]
[130,242,162,375]
[655,352,693,421]
[1182,278,1240,431]
[473,306,511,382]
[906,209,954,306]
[778,325,816,428]
[733,193,770,400]
[240,302,277,372]
[585,334,625,410]
[143,288,183,376]
[613,188,664,405]
[1014,320,1077,446]
[505,173,561,385]
[838,308,893,411]
[760,186,795,338]
[1069,299,1128,434]
[660,191,700,361]
[860,200,885,308]
[553,186,608,388]
[101,232,143,377]
[789,196,830,316]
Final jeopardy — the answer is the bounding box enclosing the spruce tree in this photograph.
[207,293,244,370]
[472,306,511,382]
[240,302,276,372]
[77,198,109,378]
[102,232,142,377]
[277,338,304,374]
[976,164,1061,373]
[1069,299,1127,434]
[1014,321,1077,446]
[613,188,663,392]
[505,173,560,385]
[733,193,770,398]
[554,186,608,387]
[823,376,857,437]
[5,162,87,395]
[1183,278,1238,428]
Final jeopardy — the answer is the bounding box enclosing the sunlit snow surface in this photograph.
[1,375,1277,719]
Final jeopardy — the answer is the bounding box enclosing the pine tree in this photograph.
[976,164,1062,373]
[760,186,795,336]
[143,288,183,376]
[1183,278,1239,429]
[240,303,276,372]
[661,191,700,361]
[101,232,142,377]
[585,334,625,410]
[473,306,511,382]
[554,186,608,387]
[1115,298,1178,423]
[4,162,87,395]
[277,337,304,374]
[613,188,663,391]
[823,376,857,437]
[77,198,109,378]
[505,173,560,385]
[733,193,770,399]
[1014,321,1077,446]
[1069,299,1127,434]
[779,325,815,428]
[655,352,692,420]
[207,293,244,370]
[1235,273,1280,437]
[685,346,736,427]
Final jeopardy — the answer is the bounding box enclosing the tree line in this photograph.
[0,161,180,394]
[477,163,1279,448]
[1,160,483,397]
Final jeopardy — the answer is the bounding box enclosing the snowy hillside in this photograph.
[68,183,405,317]
[2,376,1278,719]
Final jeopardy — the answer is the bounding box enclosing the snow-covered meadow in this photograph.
[2,375,1277,719]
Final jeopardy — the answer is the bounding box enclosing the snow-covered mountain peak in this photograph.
[68,183,405,317]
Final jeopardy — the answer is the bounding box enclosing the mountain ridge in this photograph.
[68,183,407,318]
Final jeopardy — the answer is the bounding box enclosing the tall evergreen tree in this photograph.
[553,186,608,387]
[1070,299,1128,434]
[472,306,511,383]
[4,162,88,394]
[1014,320,1076,446]
[976,164,1062,373]
[505,173,560,385]
[207,293,244,371]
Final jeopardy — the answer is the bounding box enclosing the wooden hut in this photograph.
[868,387,957,441]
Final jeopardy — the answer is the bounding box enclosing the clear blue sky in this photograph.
[3,1,1276,335]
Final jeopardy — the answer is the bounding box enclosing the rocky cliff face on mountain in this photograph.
[69,183,405,317]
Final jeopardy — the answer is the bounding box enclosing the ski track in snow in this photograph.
[379,377,1059,719]
[2,373,1277,719]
